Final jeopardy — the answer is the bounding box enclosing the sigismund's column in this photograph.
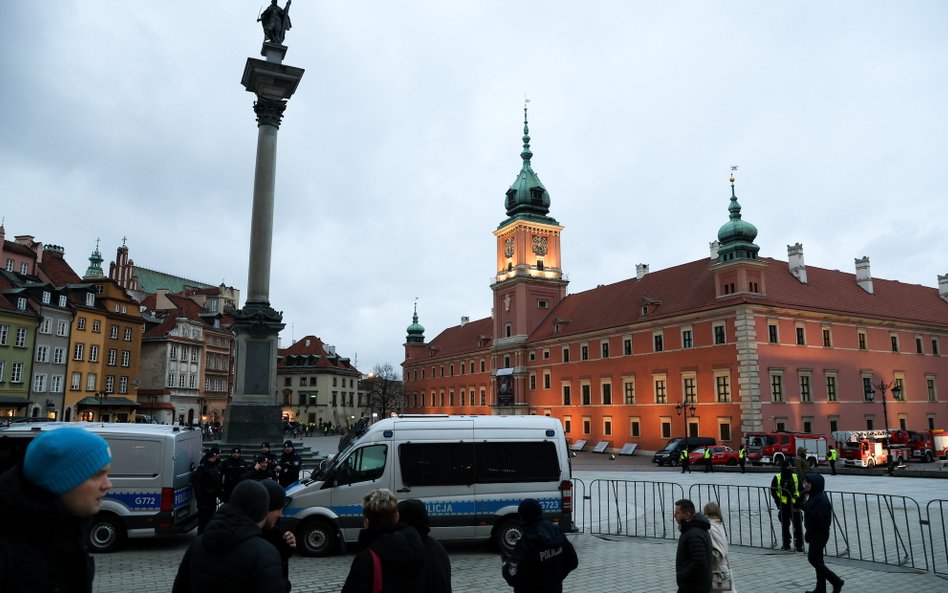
[223,11,304,445]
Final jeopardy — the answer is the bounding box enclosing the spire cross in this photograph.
[122,236,128,247]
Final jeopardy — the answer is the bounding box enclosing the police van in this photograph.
[285,414,573,556]
[0,422,203,552]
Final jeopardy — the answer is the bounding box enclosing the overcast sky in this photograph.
[2,1,946,375]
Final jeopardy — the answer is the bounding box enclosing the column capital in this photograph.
[254,98,287,128]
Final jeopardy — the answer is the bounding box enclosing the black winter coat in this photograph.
[0,465,95,593]
[420,533,452,593]
[172,504,289,593]
[502,519,578,593]
[220,457,248,502]
[803,472,832,546]
[341,524,426,593]
[676,513,712,593]
[276,451,302,487]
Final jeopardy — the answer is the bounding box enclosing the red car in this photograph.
[688,446,740,466]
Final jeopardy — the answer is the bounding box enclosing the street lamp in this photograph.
[94,391,108,422]
[675,399,697,438]
[864,379,902,476]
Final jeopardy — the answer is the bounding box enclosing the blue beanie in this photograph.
[24,427,112,495]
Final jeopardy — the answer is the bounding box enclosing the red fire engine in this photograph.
[831,430,913,468]
[930,429,948,460]
[744,431,827,466]
[887,429,937,462]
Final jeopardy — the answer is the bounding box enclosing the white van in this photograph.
[285,414,574,556]
[0,422,203,552]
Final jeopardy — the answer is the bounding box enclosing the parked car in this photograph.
[688,446,740,466]
[652,436,717,466]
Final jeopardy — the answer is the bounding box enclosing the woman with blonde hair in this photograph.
[703,501,735,592]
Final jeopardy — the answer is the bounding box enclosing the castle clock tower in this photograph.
[491,106,568,408]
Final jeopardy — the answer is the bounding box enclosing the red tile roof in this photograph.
[424,316,493,358]
[37,251,82,285]
[278,335,359,372]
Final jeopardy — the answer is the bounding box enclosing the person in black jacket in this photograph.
[172,479,289,593]
[0,427,112,593]
[398,498,452,593]
[221,447,248,502]
[770,459,804,552]
[802,473,844,593]
[341,488,426,593]
[502,498,578,593]
[674,498,712,593]
[259,479,297,583]
[275,440,302,487]
[192,446,223,534]
[243,454,274,482]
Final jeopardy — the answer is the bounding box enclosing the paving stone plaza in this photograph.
[93,436,948,592]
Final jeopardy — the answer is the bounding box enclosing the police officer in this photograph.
[679,448,691,473]
[276,440,303,487]
[220,446,247,502]
[770,459,803,551]
[191,446,223,534]
[828,446,838,476]
[242,453,274,481]
[703,447,714,473]
[257,442,278,479]
[738,444,747,474]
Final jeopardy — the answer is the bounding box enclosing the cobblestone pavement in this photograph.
[92,435,947,592]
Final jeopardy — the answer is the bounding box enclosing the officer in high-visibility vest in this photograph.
[738,445,747,474]
[703,447,714,473]
[679,448,691,474]
[770,459,804,551]
[828,446,838,476]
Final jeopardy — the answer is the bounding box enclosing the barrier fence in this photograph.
[571,478,948,577]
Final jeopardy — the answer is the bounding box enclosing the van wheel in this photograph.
[89,514,125,553]
[298,518,337,557]
[807,456,818,469]
[495,518,524,556]
[867,458,876,468]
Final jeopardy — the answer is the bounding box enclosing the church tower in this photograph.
[491,105,568,392]
[711,172,768,298]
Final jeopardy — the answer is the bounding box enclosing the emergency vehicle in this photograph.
[932,429,948,460]
[831,430,912,468]
[887,429,937,462]
[744,431,827,466]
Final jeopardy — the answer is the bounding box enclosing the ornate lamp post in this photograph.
[94,391,109,422]
[864,379,902,476]
[675,399,697,438]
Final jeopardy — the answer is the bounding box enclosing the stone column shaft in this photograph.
[247,122,279,304]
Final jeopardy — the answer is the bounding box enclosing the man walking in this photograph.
[703,448,714,473]
[0,426,113,593]
[828,446,838,476]
[803,473,844,593]
[771,460,804,552]
[502,498,578,593]
[680,448,691,473]
[738,444,747,474]
[674,498,712,593]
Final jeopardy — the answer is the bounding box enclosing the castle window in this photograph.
[536,260,544,271]
[538,299,548,308]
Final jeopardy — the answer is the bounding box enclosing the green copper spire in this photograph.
[406,300,425,344]
[502,101,554,223]
[84,238,105,279]
[716,173,760,262]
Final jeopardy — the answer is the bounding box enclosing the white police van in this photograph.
[285,414,574,556]
[0,422,203,552]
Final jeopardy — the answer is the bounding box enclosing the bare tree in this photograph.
[365,363,404,419]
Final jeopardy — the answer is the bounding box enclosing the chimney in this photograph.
[155,288,174,309]
[636,263,649,280]
[855,256,873,294]
[787,243,807,284]
[460,316,469,326]
[939,274,948,303]
[709,241,720,260]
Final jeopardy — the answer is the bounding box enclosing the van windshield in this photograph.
[309,418,372,481]
[660,439,683,452]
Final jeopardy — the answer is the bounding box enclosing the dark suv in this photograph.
[652,436,717,466]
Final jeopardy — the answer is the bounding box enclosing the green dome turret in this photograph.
[716,174,760,262]
[406,302,425,344]
[503,103,554,222]
[84,239,105,279]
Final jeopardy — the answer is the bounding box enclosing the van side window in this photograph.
[474,442,560,483]
[339,444,387,484]
[112,440,163,477]
[399,443,475,486]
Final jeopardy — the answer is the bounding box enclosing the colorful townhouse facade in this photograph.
[402,113,948,451]
[277,335,363,429]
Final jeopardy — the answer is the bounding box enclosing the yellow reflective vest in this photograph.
[775,472,800,504]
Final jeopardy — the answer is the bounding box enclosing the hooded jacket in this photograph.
[803,472,832,546]
[0,465,95,593]
[502,519,578,593]
[341,523,426,593]
[172,504,289,593]
[676,512,712,593]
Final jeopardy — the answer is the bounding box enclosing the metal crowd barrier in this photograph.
[570,477,948,576]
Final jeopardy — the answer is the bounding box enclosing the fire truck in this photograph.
[887,429,937,462]
[831,430,913,468]
[930,429,948,460]
[744,431,827,466]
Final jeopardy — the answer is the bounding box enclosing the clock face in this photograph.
[505,238,515,258]
[532,235,548,256]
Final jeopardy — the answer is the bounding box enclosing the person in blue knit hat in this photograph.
[0,426,113,593]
